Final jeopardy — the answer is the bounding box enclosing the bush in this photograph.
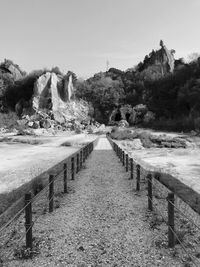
[0,112,18,129]
[142,117,195,132]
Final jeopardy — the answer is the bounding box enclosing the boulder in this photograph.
[118,120,129,127]
[110,127,138,140]
[53,110,65,124]
[40,119,52,129]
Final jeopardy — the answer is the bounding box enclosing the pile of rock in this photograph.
[110,127,191,149]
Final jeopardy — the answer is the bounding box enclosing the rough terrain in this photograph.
[5,137,182,267]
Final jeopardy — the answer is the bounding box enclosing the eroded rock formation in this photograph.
[32,72,90,125]
[137,40,175,80]
[109,104,153,126]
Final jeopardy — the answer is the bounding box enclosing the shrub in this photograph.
[0,112,18,129]
[142,117,195,132]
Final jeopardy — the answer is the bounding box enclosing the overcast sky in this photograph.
[0,0,200,77]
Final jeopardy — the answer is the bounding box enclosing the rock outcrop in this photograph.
[137,40,175,80]
[109,104,154,126]
[110,128,190,149]
[64,74,74,101]
[32,72,78,123]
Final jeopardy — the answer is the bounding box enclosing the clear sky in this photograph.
[1,0,200,78]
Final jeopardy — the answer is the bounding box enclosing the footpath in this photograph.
[8,137,181,267]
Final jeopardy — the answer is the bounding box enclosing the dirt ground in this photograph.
[0,133,96,194]
[4,137,182,267]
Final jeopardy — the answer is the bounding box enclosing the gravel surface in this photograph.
[5,137,182,267]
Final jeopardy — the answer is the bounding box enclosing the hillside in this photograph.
[1,41,200,133]
[75,41,200,132]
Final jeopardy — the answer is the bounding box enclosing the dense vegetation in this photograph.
[75,57,200,131]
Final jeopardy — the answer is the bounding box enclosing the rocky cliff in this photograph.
[137,40,175,80]
[32,72,90,125]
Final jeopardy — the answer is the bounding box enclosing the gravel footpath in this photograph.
[6,137,182,267]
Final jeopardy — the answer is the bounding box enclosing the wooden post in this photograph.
[82,148,85,163]
[126,154,129,172]
[71,157,75,180]
[63,163,67,193]
[122,151,125,166]
[130,158,134,180]
[136,164,140,191]
[117,145,119,157]
[76,154,79,173]
[80,150,83,168]
[89,143,91,153]
[25,193,32,249]
[49,174,54,212]
[86,145,89,158]
[167,192,175,248]
[84,147,86,161]
[147,174,153,211]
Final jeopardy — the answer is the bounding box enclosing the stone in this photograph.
[32,121,40,129]
[118,120,129,127]
[53,110,66,124]
[138,40,175,80]
[110,127,138,140]
[40,119,51,129]
[28,121,34,127]
[131,139,144,150]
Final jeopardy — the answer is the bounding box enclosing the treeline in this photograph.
[76,58,200,131]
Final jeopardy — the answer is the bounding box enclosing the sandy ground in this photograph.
[0,133,97,194]
[4,137,182,267]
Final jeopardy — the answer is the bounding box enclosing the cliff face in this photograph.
[137,40,175,80]
[31,72,91,124]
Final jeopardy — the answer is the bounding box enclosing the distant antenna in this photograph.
[106,60,109,71]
